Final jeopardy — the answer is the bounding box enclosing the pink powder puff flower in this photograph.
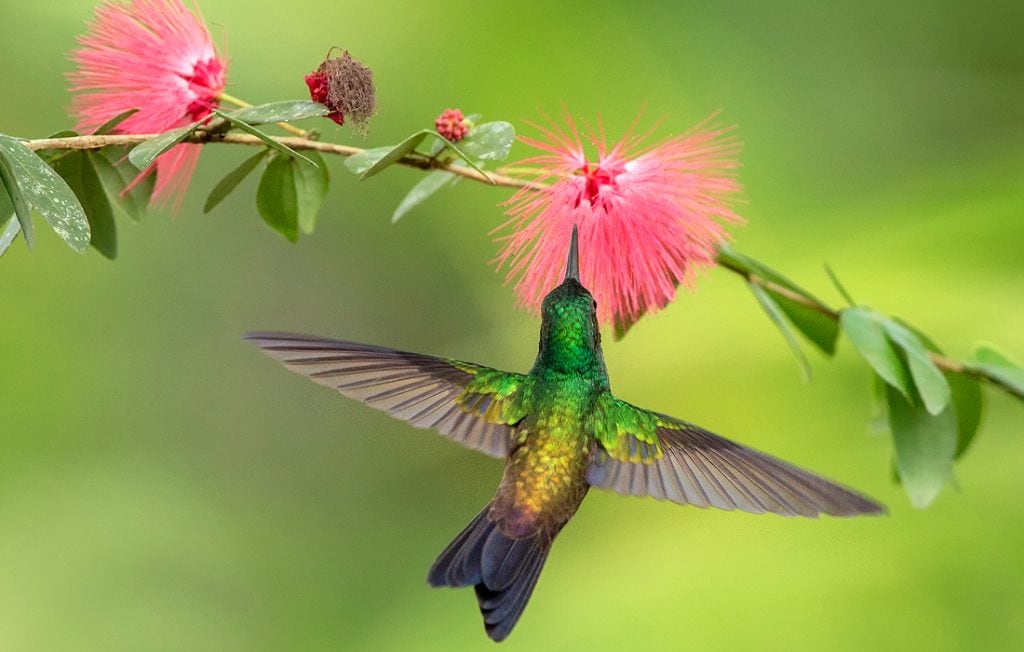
[496,109,743,334]
[68,0,227,208]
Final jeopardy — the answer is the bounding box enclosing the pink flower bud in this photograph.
[435,108,469,142]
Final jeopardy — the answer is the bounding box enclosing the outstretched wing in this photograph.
[586,395,884,517]
[245,332,527,458]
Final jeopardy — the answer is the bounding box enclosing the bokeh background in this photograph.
[2,1,1023,650]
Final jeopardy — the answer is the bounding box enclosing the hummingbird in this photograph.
[245,226,884,642]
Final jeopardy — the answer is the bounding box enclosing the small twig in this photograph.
[21,132,543,190]
[716,253,978,380]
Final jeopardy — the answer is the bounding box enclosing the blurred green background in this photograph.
[2,1,1023,650]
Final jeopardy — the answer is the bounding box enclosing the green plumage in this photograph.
[246,227,884,643]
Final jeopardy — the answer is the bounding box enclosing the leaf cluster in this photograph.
[719,244,1023,507]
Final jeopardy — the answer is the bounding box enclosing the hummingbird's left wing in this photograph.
[245,332,527,458]
[586,395,884,517]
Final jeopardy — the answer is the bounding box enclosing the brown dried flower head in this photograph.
[305,49,377,134]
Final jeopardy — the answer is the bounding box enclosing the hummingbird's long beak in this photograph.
[564,225,580,282]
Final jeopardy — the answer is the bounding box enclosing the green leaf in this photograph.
[50,151,117,259]
[128,123,202,170]
[256,153,298,242]
[749,282,811,380]
[204,149,269,214]
[358,131,431,179]
[128,167,157,210]
[771,293,839,355]
[354,130,492,181]
[0,133,90,253]
[0,145,32,248]
[344,146,393,175]
[1,186,18,256]
[211,109,317,167]
[92,109,139,135]
[890,456,902,486]
[392,170,457,223]
[824,263,856,306]
[885,383,957,508]
[0,211,19,257]
[292,152,329,234]
[973,343,1022,368]
[103,147,155,217]
[717,245,814,296]
[458,121,515,162]
[870,373,889,432]
[970,343,1024,401]
[228,101,328,125]
[716,244,838,355]
[89,151,142,223]
[946,371,983,459]
[0,183,11,226]
[841,307,913,399]
[881,319,951,415]
[436,136,492,181]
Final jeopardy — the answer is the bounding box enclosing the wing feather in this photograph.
[245,332,526,458]
[587,399,884,518]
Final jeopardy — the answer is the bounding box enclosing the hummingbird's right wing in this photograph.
[586,396,885,517]
[245,332,527,458]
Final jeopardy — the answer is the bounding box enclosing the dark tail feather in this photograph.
[428,506,493,588]
[428,505,552,642]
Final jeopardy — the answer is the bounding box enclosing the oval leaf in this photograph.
[970,343,1024,401]
[771,292,839,355]
[128,123,201,170]
[358,131,431,179]
[212,109,317,167]
[92,108,140,135]
[51,151,117,259]
[882,319,951,415]
[841,307,913,399]
[717,244,838,354]
[0,133,90,253]
[458,121,515,161]
[228,101,328,125]
[256,154,298,242]
[946,371,983,459]
[0,212,19,256]
[750,282,811,380]
[0,184,11,228]
[344,146,393,175]
[885,383,957,508]
[89,151,142,223]
[0,144,33,248]
[434,135,492,181]
[392,170,457,223]
[293,152,329,234]
[204,149,269,214]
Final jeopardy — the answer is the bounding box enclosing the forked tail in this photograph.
[427,505,552,642]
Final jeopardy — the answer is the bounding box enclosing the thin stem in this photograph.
[216,92,310,138]
[217,91,250,108]
[21,132,543,190]
[716,255,972,377]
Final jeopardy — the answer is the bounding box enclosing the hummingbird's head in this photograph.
[535,226,606,376]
